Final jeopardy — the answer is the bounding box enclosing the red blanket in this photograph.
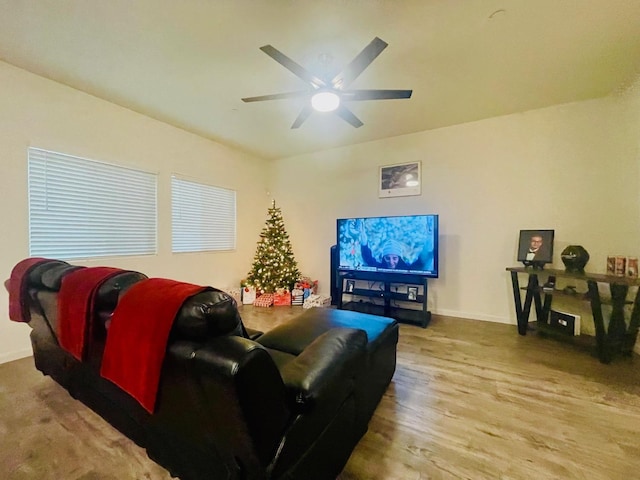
[8,258,50,323]
[100,278,208,413]
[58,267,125,361]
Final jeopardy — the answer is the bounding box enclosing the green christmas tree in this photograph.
[246,201,301,293]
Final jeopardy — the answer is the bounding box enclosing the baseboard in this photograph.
[0,349,33,365]
[433,308,513,325]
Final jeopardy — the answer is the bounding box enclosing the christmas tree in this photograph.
[246,200,301,293]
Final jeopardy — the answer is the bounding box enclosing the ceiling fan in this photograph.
[241,37,412,129]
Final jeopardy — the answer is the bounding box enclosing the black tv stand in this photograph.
[336,272,431,328]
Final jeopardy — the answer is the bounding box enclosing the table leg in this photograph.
[587,280,610,364]
[609,284,629,347]
[510,271,524,335]
[625,286,640,355]
[520,274,538,335]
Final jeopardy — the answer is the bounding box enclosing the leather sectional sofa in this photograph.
[7,258,399,480]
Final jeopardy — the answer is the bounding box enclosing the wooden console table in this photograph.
[506,267,640,363]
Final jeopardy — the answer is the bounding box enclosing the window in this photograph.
[171,176,236,253]
[28,147,157,260]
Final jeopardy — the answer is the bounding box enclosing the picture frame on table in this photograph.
[627,257,638,278]
[606,256,616,276]
[517,229,554,267]
[345,279,355,293]
[379,161,421,198]
[407,286,418,301]
[615,256,627,276]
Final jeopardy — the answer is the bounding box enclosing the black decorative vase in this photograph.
[561,245,590,272]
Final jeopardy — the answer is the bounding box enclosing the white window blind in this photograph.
[28,148,157,260]
[172,176,236,253]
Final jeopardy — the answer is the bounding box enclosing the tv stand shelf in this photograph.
[337,273,431,328]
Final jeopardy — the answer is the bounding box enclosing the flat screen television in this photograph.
[337,214,439,280]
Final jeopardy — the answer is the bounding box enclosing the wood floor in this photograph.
[1,307,639,480]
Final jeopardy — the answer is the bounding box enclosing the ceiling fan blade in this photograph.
[291,104,313,129]
[260,45,326,88]
[331,37,388,89]
[335,105,363,128]
[242,91,310,102]
[341,89,413,101]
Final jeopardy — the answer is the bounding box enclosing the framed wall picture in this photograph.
[379,161,421,198]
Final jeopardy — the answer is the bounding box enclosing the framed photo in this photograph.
[615,256,626,277]
[627,257,638,278]
[379,161,421,198]
[345,279,355,293]
[606,256,616,275]
[517,230,554,266]
[407,286,418,301]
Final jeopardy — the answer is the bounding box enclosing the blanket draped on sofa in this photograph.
[8,257,49,323]
[100,278,209,413]
[58,266,125,361]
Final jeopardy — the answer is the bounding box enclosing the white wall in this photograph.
[269,94,640,331]
[3,59,639,363]
[618,75,640,355]
[0,61,270,363]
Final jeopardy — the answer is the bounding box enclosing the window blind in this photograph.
[28,147,157,259]
[171,176,236,253]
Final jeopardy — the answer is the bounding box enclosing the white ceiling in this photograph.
[1,0,640,160]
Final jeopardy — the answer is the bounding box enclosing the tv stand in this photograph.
[337,272,431,328]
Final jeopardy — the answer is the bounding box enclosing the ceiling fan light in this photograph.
[311,91,340,112]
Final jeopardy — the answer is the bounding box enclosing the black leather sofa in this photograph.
[9,259,399,480]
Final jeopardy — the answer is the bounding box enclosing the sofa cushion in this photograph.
[95,271,148,314]
[40,264,85,290]
[257,308,397,355]
[26,260,74,290]
[262,348,296,371]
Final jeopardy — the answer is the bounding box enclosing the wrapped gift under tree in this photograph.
[303,294,331,309]
[241,285,257,305]
[296,277,318,299]
[291,288,305,306]
[273,288,291,306]
[253,293,275,307]
[223,287,242,305]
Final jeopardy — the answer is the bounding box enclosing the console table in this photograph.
[506,267,640,363]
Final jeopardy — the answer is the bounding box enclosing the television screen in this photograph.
[517,229,554,266]
[337,214,439,278]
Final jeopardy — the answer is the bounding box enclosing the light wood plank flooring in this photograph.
[1,307,639,479]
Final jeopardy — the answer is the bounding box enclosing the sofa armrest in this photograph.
[245,327,263,340]
[166,336,291,469]
[278,327,367,413]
